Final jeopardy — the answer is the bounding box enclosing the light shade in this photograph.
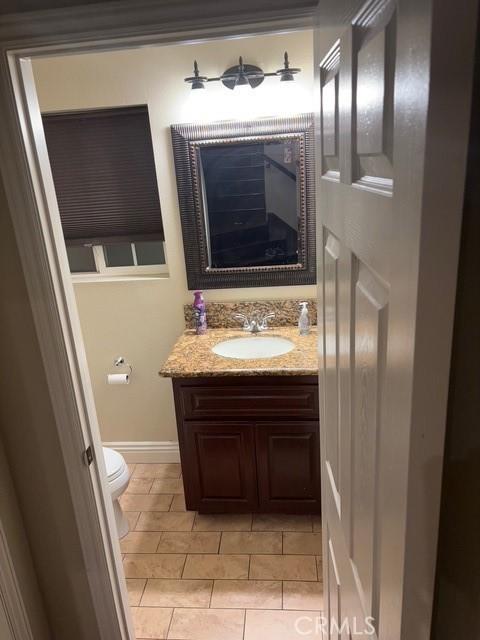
[276,52,300,83]
[191,79,205,90]
[185,60,208,91]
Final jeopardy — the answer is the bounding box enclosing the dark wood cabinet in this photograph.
[172,376,320,514]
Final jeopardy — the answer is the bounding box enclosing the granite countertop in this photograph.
[159,326,319,378]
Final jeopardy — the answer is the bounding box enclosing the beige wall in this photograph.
[32,31,315,444]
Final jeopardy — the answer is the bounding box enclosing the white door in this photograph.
[316,0,477,638]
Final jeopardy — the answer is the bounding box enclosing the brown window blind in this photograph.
[42,106,164,246]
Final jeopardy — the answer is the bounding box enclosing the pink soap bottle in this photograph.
[193,291,207,335]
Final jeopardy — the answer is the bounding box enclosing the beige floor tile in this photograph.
[167,608,244,640]
[249,555,317,581]
[125,578,146,606]
[211,579,281,609]
[244,609,322,640]
[126,478,154,494]
[150,478,184,495]
[183,554,249,579]
[125,511,140,531]
[136,512,195,532]
[283,581,324,611]
[312,516,322,533]
[283,533,322,555]
[132,606,172,639]
[120,532,161,554]
[123,554,186,579]
[220,531,282,555]
[252,514,313,532]
[157,532,220,554]
[127,463,136,474]
[141,579,212,608]
[133,463,181,479]
[121,494,173,512]
[193,513,252,532]
[170,494,186,511]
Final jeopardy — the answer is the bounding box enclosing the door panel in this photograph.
[323,230,354,541]
[353,2,395,189]
[315,0,476,637]
[323,233,340,506]
[320,41,340,180]
[323,236,387,637]
[350,261,388,622]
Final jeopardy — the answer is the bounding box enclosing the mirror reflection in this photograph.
[198,140,300,269]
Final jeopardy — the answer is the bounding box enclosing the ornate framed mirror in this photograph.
[171,114,315,289]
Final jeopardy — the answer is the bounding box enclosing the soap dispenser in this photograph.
[298,301,310,336]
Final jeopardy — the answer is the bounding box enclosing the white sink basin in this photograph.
[212,336,295,360]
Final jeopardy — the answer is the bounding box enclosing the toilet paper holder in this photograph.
[114,357,132,375]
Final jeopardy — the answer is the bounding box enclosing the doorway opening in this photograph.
[18,23,324,640]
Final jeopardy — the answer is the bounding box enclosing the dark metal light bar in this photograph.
[184,52,301,90]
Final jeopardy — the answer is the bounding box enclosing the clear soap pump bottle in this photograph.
[298,301,310,336]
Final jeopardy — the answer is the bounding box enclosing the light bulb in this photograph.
[182,85,208,121]
[234,73,251,94]
[277,79,298,114]
[235,82,251,95]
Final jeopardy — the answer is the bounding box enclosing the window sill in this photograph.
[72,273,169,284]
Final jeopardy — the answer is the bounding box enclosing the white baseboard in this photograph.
[103,441,180,463]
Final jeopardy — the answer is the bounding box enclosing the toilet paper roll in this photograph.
[107,373,130,385]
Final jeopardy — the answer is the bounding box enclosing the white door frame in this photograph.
[0,2,319,637]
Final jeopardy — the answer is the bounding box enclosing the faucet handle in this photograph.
[260,312,275,329]
[233,313,250,330]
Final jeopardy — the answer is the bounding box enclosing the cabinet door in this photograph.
[256,422,321,514]
[183,421,258,513]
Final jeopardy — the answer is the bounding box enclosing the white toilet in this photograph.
[103,447,131,539]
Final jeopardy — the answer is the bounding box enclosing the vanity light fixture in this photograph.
[184,52,301,91]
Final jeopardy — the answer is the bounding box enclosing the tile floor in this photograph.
[121,462,324,640]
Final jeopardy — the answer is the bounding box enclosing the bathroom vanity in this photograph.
[160,320,320,515]
[172,375,319,514]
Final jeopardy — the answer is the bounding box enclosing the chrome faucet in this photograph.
[233,312,275,334]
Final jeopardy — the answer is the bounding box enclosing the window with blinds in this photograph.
[42,105,164,247]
